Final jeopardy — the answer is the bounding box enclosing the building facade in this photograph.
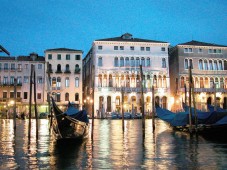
[169,40,227,112]
[44,48,83,111]
[83,33,170,117]
[0,53,45,117]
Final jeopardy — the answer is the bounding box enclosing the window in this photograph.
[114,57,119,67]
[24,92,28,99]
[66,54,70,60]
[209,49,222,54]
[75,77,79,87]
[65,64,70,71]
[141,58,145,67]
[184,48,193,53]
[114,46,118,50]
[125,57,130,67]
[17,92,21,98]
[198,48,203,53]
[3,76,8,84]
[37,77,43,84]
[185,59,189,69]
[57,64,61,72]
[146,58,150,67]
[17,77,22,84]
[98,46,102,50]
[25,64,28,69]
[10,92,14,98]
[10,76,14,84]
[65,93,69,101]
[98,57,102,66]
[214,61,218,70]
[136,57,140,67]
[204,60,208,70]
[161,47,165,51]
[3,92,7,98]
[48,54,52,60]
[130,46,134,50]
[18,64,22,71]
[37,93,41,99]
[120,57,124,67]
[57,77,61,88]
[209,60,213,70]
[4,63,8,70]
[24,76,29,83]
[11,63,15,70]
[75,55,80,60]
[75,93,79,101]
[131,57,135,67]
[38,64,42,69]
[199,59,203,70]
[146,47,150,51]
[120,46,124,50]
[189,59,193,69]
[75,64,80,73]
[162,58,166,68]
[218,61,223,70]
[141,47,144,51]
[65,77,69,87]
[56,93,61,102]
[57,54,61,60]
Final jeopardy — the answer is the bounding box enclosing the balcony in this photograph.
[64,70,71,74]
[10,68,16,72]
[52,87,61,90]
[178,87,227,93]
[0,82,22,87]
[46,69,53,73]
[74,68,80,74]
[97,87,167,93]
[55,70,62,74]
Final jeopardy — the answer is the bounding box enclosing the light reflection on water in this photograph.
[0,119,227,169]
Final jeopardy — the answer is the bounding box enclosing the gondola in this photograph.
[51,97,89,141]
[155,105,227,140]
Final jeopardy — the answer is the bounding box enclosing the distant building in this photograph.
[44,48,83,110]
[83,33,170,117]
[169,40,227,111]
[0,53,45,117]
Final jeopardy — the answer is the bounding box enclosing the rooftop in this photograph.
[95,33,168,43]
[178,40,227,47]
[45,48,83,52]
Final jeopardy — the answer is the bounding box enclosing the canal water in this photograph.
[0,119,227,169]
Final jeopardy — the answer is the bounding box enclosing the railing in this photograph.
[74,68,80,74]
[52,87,61,90]
[64,70,71,74]
[55,70,62,74]
[178,87,227,93]
[0,83,22,86]
[97,87,167,93]
[46,69,53,73]
[0,98,22,102]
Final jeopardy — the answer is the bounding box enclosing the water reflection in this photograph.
[0,119,227,169]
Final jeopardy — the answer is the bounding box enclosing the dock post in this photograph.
[152,85,155,132]
[140,65,145,134]
[28,64,34,139]
[13,78,17,130]
[34,69,38,139]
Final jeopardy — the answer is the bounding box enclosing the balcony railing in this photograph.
[0,83,22,86]
[46,69,53,73]
[52,87,61,90]
[178,87,227,93]
[55,70,62,74]
[97,87,167,93]
[74,68,80,74]
[64,70,71,74]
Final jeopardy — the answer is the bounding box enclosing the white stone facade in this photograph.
[83,33,170,117]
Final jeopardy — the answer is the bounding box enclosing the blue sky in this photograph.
[0,0,226,57]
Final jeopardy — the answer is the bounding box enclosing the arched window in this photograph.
[158,75,162,87]
[57,77,61,88]
[75,93,79,101]
[185,59,188,69]
[199,59,203,70]
[121,75,124,87]
[205,77,209,88]
[209,60,213,70]
[131,57,135,67]
[57,64,61,72]
[180,77,184,88]
[103,74,107,87]
[146,58,150,67]
[126,75,130,87]
[75,77,79,87]
[98,74,102,87]
[195,77,199,88]
[114,57,119,67]
[65,64,70,71]
[210,77,214,88]
[220,77,224,88]
[204,60,208,70]
[131,74,135,87]
[163,76,167,88]
[147,75,151,88]
[189,59,193,69]
[125,57,130,67]
[141,57,145,67]
[75,64,80,73]
[56,93,61,102]
[136,57,140,67]
[65,77,69,87]
[162,58,166,68]
[120,57,124,67]
[65,93,69,101]
[215,77,219,88]
[200,77,204,88]
[107,96,111,112]
[214,60,218,70]
[136,75,140,87]
[109,74,113,87]
[218,60,223,70]
[153,75,157,87]
[162,96,167,109]
[52,77,56,88]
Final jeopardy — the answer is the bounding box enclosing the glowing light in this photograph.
[10,100,14,105]
[90,99,93,103]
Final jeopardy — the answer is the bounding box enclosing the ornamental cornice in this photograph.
[94,41,169,46]
[177,45,227,49]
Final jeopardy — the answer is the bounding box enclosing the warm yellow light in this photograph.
[90,99,93,103]
[87,96,90,100]
[84,99,86,103]
[10,100,14,105]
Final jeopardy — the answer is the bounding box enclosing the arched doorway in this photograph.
[162,96,167,109]
[207,97,212,105]
[155,96,160,106]
[107,96,111,112]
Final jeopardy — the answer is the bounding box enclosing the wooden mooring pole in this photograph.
[140,65,145,134]
[121,87,124,132]
[28,64,34,139]
[91,65,95,141]
[34,69,38,139]
[152,85,155,132]
[13,78,17,130]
